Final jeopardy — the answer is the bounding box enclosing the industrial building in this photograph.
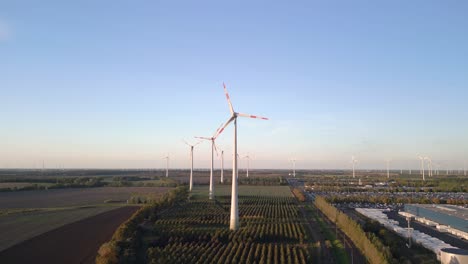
[357,208,459,261]
[403,204,468,241]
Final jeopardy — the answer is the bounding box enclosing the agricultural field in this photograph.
[132,185,312,264]
[0,185,172,256]
[0,205,122,252]
[0,206,139,264]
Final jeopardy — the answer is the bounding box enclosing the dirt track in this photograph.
[0,206,139,264]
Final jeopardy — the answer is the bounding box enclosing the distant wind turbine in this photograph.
[220,149,225,183]
[424,157,433,177]
[242,153,252,178]
[289,158,297,177]
[351,156,358,178]
[386,159,391,179]
[418,156,425,181]
[195,123,223,200]
[162,154,170,177]
[216,83,268,231]
[182,139,202,192]
[464,161,466,176]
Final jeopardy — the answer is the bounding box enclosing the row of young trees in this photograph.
[145,194,310,263]
[314,196,388,264]
[147,241,307,264]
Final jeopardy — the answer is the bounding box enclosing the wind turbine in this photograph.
[242,153,252,178]
[289,158,297,178]
[424,157,433,177]
[215,83,268,231]
[418,156,425,181]
[386,159,391,179]
[216,145,227,183]
[435,163,440,176]
[182,139,202,192]
[351,156,358,178]
[464,161,466,176]
[162,154,170,177]
[220,149,225,183]
[195,123,223,200]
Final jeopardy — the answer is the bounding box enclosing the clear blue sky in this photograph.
[1,1,467,170]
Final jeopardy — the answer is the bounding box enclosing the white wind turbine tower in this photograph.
[215,83,268,231]
[242,153,252,178]
[162,154,170,177]
[195,123,223,200]
[183,139,202,192]
[216,145,227,183]
[289,158,297,178]
[418,156,425,181]
[424,157,433,177]
[386,159,391,179]
[464,161,466,177]
[435,163,440,176]
[220,148,225,183]
[351,156,358,178]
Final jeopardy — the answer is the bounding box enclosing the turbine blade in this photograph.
[212,122,224,138]
[213,141,219,157]
[195,136,211,140]
[214,116,235,139]
[193,139,203,147]
[182,139,190,146]
[238,112,269,120]
[223,83,235,114]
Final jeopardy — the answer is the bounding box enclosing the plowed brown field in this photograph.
[0,206,138,264]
